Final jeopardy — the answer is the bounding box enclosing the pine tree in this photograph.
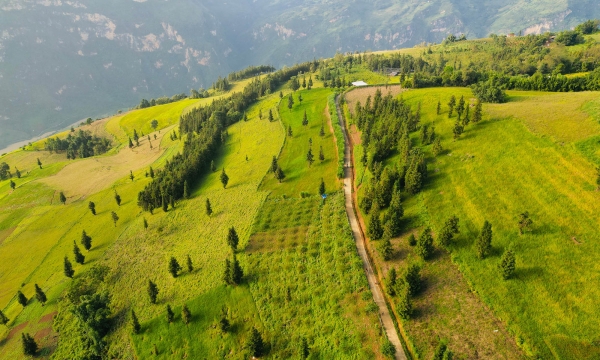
[243,112,248,122]
[259,109,263,120]
[275,166,285,183]
[367,203,383,240]
[279,91,284,99]
[21,332,38,356]
[37,158,42,169]
[64,257,74,278]
[182,304,192,324]
[437,215,460,247]
[385,268,397,296]
[143,218,148,230]
[302,76,306,89]
[130,170,134,182]
[436,100,441,115]
[9,180,15,190]
[518,212,533,234]
[246,327,265,358]
[453,120,464,140]
[298,94,303,104]
[220,168,229,188]
[128,137,134,148]
[396,286,412,320]
[416,227,434,260]
[231,255,243,284]
[319,178,326,196]
[320,122,325,137]
[379,235,394,261]
[111,211,119,227]
[206,198,213,216]
[183,180,190,199]
[456,95,465,119]
[223,258,232,285]
[404,263,421,296]
[306,148,314,167]
[433,342,448,360]
[169,195,175,209]
[308,76,313,89]
[319,145,325,161]
[475,221,493,259]
[17,291,28,307]
[268,109,274,122]
[114,192,121,207]
[168,257,182,278]
[59,192,67,205]
[148,280,159,304]
[288,94,294,111]
[0,310,9,326]
[15,168,21,179]
[447,95,456,117]
[472,100,483,123]
[271,156,279,174]
[432,137,443,156]
[210,160,216,172]
[288,125,293,137]
[88,201,96,215]
[407,233,416,246]
[133,129,139,142]
[73,241,85,264]
[131,309,141,334]
[166,305,174,323]
[298,336,310,359]
[500,246,516,280]
[162,194,168,212]
[302,110,308,126]
[405,161,422,195]
[227,227,239,252]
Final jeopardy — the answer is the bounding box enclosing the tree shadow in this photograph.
[515,266,543,280]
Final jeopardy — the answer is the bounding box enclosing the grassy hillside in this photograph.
[350,86,600,358]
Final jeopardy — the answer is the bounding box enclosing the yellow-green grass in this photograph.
[246,193,387,358]
[261,88,340,198]
[385,88,600,358]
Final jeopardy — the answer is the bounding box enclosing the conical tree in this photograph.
[432,137,443,156]
[268,109,274,122]
[166,305,174,323]
[21,332,38,356]
[148,280,159,304]
[131,309,141,334]
[59,192,67,205]
[416,227,434,260]
[88,201,96,215]
[319,178,326,196]
[437,215,459,248]
[182,304,191,325]
[271,156,279,174]
[475,221,493,259]
[223,259,232,285]
[227,227,239,251]
[319,145,325,161]
[64,257,74,278]
[206,198,213,216]
[81,230,92,251]
[404,263,422,296]
[114,192,121,207]
[500,246,516,280]
[34,284,47,305]
[17,291,28,307]
[220,168,229,188]
[367,203,383,240]
[472,100,483,123]
[396,286,412,320]
[246,327,265,358]
[275,166,285,183]
[231,255,244,285]
[143,218,148,230]
[306,148,314,167]
[379,235,394,261]
[298,336,310,359]
[149,166,155,178]
[187,255,193,272]
[73,242,85,264]
[302,110,308,126]
[168,257,182,278]
[9,180,15,190]
[0,310,9,326]
[288,125,293,137]
[162,194,168,212]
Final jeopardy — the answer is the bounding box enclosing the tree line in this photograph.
[228,65,276,81]
[45,129,112,159]
[138,93,188,109]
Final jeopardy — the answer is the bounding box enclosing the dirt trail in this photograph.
[335,95,407,360]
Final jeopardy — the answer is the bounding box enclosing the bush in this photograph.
[381,339,396,358]
[555,30,584,46]
[471,77,507,103]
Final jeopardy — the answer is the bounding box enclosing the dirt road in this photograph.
[335,95,407,360]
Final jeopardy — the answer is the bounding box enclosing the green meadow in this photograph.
[352,86,600,358]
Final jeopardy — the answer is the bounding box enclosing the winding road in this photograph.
[335,95,407,360]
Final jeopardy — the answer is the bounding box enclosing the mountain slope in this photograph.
[0,0,598,149]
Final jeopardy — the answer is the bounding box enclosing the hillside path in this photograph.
[335,95,407,360]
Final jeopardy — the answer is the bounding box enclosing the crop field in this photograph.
[353,86,600,358]
[261,88,340,198]
[246,193,387,358]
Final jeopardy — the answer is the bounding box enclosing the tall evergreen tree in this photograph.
[306,148,314,167]
[407,233,416,246]
[436,100,441,115]
[298,336,310,359]
[73,241,85,264]
[384,189,404,237]
[416,227,434,260]
[21,332,38,356]
[206,198,213,216]
[231,255,243,284]
[271,156,279,174]
[128,137,134,148]
[302,110,308,126]
[288,125,293,137]
[308,76,313,89]
[453,120,464,139]
[475,221,493,259]
[320,122,325,137]
[166,305,174,323]
[81,230,92,250]
[275,166,285,183]
[17,291,28,307]
[168,257,182,278]
[223,258,231,285]
[456,95,465,119]
[385,268,397,296]
[183,180,190,199]
[114,192,121,207]
[131,309,141,334]
[59,192,67,205]
[258,109,263,120]
[210,160,216,172]
[111,211,119,227]
[404,263,422,296]
[33,284,47,306]
[268,109,274,122]
[148,280,159,304]
[367,203,383,240]
[220,168,229,188]
[319,145,325,161]
[143,218,148,230]
[396,286,412,320]
[37,158,42,169]
[319,178,326,196]
[227,227,239,251]
[288,95,294,111]
[379,235,394,261]
[472,100,483,123]
[15,168,21,179]
[298,94,303,104]
[162,194,168,212]
[246,327,265,358]
[500,246,516,280]
[182,304,191,324]
[437,215,460,247]
[130,170,134,182]
[0,310,9,326]
[64,256,74,278]
[9,180,15,190]
[432,137,443,156]
[447,95,456,117]
[88,201,96,215]
[518,212,533,235]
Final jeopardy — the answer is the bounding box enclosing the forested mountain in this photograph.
[1,0,598,149]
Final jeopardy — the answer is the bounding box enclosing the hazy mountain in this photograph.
[0,0,598,149]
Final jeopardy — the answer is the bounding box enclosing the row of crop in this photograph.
[327,93,346,178]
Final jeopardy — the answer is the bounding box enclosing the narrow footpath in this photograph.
[335,95,407,360]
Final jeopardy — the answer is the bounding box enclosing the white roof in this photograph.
[352,81,368,86]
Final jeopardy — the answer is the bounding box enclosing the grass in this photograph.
[245,193,388,358]
[359,87,600,358]
[261,88,340,198]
